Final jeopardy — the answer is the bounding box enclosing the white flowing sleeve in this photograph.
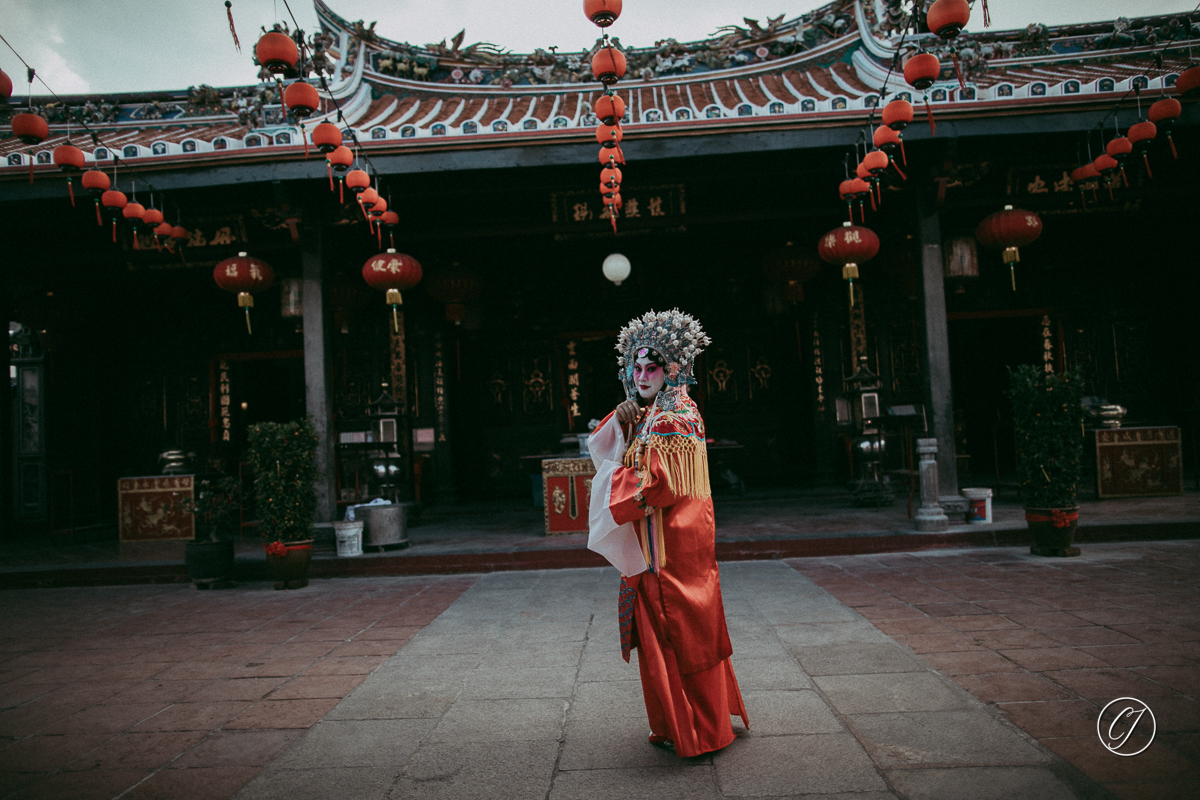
[586,416,647,577]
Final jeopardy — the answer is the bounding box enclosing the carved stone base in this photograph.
[915,507,950,532]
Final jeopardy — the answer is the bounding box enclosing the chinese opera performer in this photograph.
[587,309,749,756]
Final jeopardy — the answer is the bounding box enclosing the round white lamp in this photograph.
[602,252,631,286]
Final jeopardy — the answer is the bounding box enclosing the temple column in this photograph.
[0,286,11,531]
[916,194,963,509]
[302,234,336,524]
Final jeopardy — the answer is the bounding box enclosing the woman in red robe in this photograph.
[588,309,748,757]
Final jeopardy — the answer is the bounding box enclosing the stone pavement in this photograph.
[791,541,1200,800]
[0,575,477,799]
[232,562,1095,800]
[3,545,1196,799]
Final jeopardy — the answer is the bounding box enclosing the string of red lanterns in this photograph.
[585,0,627,233]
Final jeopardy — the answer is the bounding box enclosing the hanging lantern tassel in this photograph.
[386,289,402,333]
[899,135,907,166]
[325,158,333,191]
[951,50,966,91]
[338,176,345,203]
[1120,166,1129,188]
[924,95,937,137]
[376,220,382,248]
[300,122,309,159]
[858,200,865,223]
[112,218,117,243]
[891,158,907,181]
[389,229,395,249]
[843,264,858,309]
[609,200,618,234]
[225,0,241,52]
[1142,153,1153,180]
[239,292,254,334]
[981,0,991,27]
[67,178,75,206]
[1166,132,1178,160]
[94,199,102,226]
[27,151,34,185]
[1004,247,1019,291]
[131,226,139,250]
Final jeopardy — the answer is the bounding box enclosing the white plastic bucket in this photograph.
[962,488,993,524]
[333,520,364,557]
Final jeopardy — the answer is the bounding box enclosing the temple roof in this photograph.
[0,0,1194,175]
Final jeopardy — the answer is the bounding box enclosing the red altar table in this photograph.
[118,475,196,541]
[542,457,594,535]
[1094,427,1184,499]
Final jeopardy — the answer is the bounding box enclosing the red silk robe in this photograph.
[601,397,749,756]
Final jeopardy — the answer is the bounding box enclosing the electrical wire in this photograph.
[0,30,160,194]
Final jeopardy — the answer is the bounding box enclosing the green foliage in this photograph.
[165,475,243,542]
[246,419,319,543]
[1007,365,1085,509]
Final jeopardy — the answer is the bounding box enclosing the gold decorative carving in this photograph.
[551,485,567,514]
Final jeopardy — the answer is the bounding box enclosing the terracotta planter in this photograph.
[265,540,314,589]
[1025,507,1080,557]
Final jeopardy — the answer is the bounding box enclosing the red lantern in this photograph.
[284,81,319,117]
[154,221,174,249]
[1175,65,1200,98]
[311,122,342,153]
[926,0,970,38]
[1149,98,1182,159]
[362,249,422,332]
[346,169,370,195]
[595,93,626,125]
[380,209,400,248]
[975,205,1041,290]
[601,166,622,187]
[1105,136,1133,187]
[123,202,146,250]
[592,47,626,86]
[873,125,907,170]
[357,187,379,221]
[142,207,164,247]
[328,145,354,199]
[11,112,49,145]
[171,225,189,248]
[213,252,275,334]
[101,189,127,243]
[904,53,941,91]
[81,169,110,226]
[818,221,880,308]
[1093,153,1119,199]
[862,149,889,178]
[1127,120,1157,179]
[882,99,913,130]
[255,32,298,75]
[596,123,623,147]
[599,145,625,166]
[904,53,941,136]
[52,144,86,206]
[583,0,622,28]
[0,67,11,102]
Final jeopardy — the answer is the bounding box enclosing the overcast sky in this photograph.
[1,0,1196,97]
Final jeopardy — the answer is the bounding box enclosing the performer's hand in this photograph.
[615,399,639,441]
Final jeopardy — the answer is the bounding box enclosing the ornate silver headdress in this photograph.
[616,309,711,405]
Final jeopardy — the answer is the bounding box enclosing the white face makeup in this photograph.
[633,353,666,401]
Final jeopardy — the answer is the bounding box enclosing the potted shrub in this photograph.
[1007,364,1086,557]
[170,475,243,588]
[246,419,319,589]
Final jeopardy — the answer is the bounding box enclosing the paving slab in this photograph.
[232,561,1107,800]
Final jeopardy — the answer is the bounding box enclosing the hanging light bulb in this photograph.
[602,253,631,286]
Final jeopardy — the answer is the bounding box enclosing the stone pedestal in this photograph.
[915,438,950,532]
